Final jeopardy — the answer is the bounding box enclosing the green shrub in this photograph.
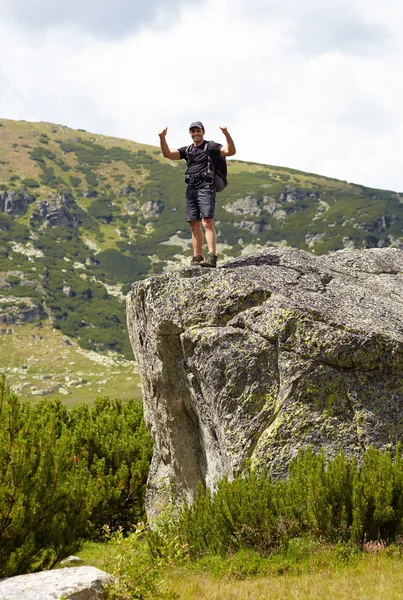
[0,378,153,576]
[69,396,153,535]
[29,147,55,163]
[6,274,20,285]
[0,379,94,576]
[95,248,150,283]
[21,178,40,188]
[172,445,403,560]
[70,176,82,187]
[0,215,30,243]
[87,198,115,222]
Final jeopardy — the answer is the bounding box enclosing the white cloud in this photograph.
[0,0,403,191]
[0,0,193,38]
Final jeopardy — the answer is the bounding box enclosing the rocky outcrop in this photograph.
[225,186,305,222]
[126,247,403,517]
[233,220,265,233]
[0,297,46,324]
[0,190,34,216]
[0,566,113,599]
[30,192,78,228]
[120,183,135,196]
[224,195,262,217]
[140,200,163,218]
[124,201,139,214]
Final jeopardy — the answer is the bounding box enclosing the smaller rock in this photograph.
[120,183,135,196]
[0,566,113,600]
[141,200,163,218]
[59,555,85,567]
[63,286,73,297]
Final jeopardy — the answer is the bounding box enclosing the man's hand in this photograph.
[219,126,236,157]
[158,127,181,160]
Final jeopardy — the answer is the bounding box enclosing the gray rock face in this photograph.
[124,201,139,214]
[0,296,46,324]
[126,247,403,518]
[233,220,265,233]
[120,183,135,196]
[0,566,113,599]
[278,185,305,204]
[0,190,34,216]
[30,193,78,228]
[140,200,163,218]
[224,195,262,216]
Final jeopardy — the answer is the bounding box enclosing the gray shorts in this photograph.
[186,183,216,222]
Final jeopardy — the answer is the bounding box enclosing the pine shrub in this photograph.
[174,445,403,559]
[0,377,153,576]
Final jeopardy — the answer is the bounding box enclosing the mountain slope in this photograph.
[1,117,402,360]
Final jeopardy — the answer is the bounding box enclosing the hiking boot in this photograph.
[200,252,217,268]
[190,254,204,267]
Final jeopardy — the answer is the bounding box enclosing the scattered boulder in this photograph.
[278,185,305,204]
[224,195,262,217]
[305,232,329,248]
[83,189,98,198]
[119,183,135,196]
[59,555,85,567]
[233,220,265,234]
[0,566,113,600]
[140,200,163,218]
[63,286,74,297]
[124,201,139,214]
[126,247,403,518]
[31,384,61,396]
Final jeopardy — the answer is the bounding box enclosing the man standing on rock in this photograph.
[158,121,236,268]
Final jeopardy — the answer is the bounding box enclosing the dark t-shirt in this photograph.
[178,140,222,188]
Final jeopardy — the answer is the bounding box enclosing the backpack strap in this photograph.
[203,141,214,179]
[184,144,192,163]
[184,144,193,175]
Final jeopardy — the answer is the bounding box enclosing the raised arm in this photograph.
[158,127,181,160]
[219,126,236,157]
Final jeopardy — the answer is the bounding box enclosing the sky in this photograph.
[0,0,402,192]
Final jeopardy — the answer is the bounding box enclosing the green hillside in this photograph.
[1,117,402,363]
[0,321,142,406]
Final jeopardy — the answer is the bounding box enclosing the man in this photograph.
[158,121,236,268]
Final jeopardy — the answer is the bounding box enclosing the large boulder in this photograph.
[0,566,113,599]
[126,247,403,517]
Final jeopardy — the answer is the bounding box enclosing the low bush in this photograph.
[21,178,40,188]
[0,377,153,577]
[172,446,403,560]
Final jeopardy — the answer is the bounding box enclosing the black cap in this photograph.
[189,121,204,130]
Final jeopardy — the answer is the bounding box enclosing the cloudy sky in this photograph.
[0,0,402,191]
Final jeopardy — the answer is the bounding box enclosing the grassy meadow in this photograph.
[0,321,142,406]
[76,538,403,600]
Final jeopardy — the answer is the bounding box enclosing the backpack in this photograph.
[185,141,228,192]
